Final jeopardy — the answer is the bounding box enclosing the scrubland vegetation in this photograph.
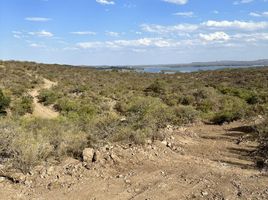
[1,60,268,172]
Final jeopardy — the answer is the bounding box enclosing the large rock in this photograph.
[83,148,95,163]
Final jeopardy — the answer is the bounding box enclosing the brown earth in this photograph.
[0,121,268,200]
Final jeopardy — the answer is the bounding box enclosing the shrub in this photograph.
[211,96,248,124]
[125,96,175,130]
[12,95,33,116]
[38,89,59,105]
[0,118,89,172]
[174,105,199,124]
[144,80,167,96]
[0,89,10,114]
[55,98,96,120]
[255,117,268,159]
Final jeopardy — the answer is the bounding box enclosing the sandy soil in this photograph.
[0,121,267,200]
[28,78,59,119]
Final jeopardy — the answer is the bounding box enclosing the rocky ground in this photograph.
[1,120,268,200]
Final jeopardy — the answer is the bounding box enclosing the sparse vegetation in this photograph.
[1,60,268,172]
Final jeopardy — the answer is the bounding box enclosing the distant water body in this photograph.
[141,65,262,73]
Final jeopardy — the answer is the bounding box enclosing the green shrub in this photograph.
[125,96,175,130]
[174,105,200,124]
[0,89,10,114]
[55,98,96,120]
[144,80,167,96]
[12,95,33,116]
[38,89,59,105]
[211,96,248,124]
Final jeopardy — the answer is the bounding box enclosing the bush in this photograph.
[0,89,10,114]
[125,96,175,130]
[38,89,60,105]
[12,95,33,116]
[211,96,248,124]
[255,117,268,159]
[144,80,167,96]
[0,118,89,172]
[174,105,199,124]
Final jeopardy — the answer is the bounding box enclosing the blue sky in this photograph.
[0,0,268,65]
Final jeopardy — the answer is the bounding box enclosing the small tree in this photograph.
[0,89,10,114]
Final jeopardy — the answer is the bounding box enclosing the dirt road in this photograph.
[0,121,267,200]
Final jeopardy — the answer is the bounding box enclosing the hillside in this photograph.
[0,60,268,199]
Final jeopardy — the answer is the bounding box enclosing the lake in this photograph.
[141,65,262,73]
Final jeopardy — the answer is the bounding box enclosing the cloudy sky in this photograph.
[0,0,268,65]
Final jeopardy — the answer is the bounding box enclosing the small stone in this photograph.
[83,148,95,163]
[161,140,168,146]
[0,177,6,183]
[134,188,141,193]
[167,142,172,148]
[116,174,124,178]
[125,179,131,184]
[201,191,208,196]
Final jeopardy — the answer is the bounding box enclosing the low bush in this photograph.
[38,89,60,105]
[174,105,200,124]
[11,95,33,116]
[0,89,10,114]
[0,118,90,172]
[211,96,248,124]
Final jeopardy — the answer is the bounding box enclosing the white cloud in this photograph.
[77,38,179,49]
[199,32,230,41]
[233,0,254,5]
[106,31,120,37]
[30,43,45,48]
[203,20,268,31]
[141,23,198,34]
[29,30,53,37]
[163,0,188,5]
[96,0,115,5]
[13,34,21,39]
[250,11,268,17]
[25,17,51,22]
[77,42,103,49]
[70,31,96,35]
[173,11,194,17]
[233,32,268,41]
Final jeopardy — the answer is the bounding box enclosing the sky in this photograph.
[0,0,268,65]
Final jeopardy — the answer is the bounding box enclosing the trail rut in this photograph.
[28,78,59,119]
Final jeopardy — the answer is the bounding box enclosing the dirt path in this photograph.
[1,121,268,200]
[28,78,59,119]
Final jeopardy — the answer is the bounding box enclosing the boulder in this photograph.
[83,148,95,163]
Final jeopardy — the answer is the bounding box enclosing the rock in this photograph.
[83,148,95,163]
[110,153,120,163]
[0,176,6,183]
[116,174,124,178]
[167,142,172,148]
[125,179,131,184]
[161,140,168,146]
[201,191,209,196]
[134,188,141,193]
